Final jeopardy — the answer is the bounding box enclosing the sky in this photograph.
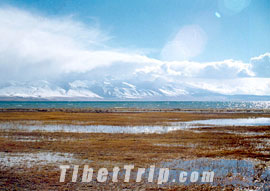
[0,0,269,99]
[1,0,270,62]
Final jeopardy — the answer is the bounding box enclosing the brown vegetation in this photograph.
[0,110,270,190]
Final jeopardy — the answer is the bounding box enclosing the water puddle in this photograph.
[186,117,270,127]
[0,117,270,134]
[0,123,190,134]
[153,143,199,148]
[114,158,269,188]
[156,158,270,187]
[0,152,77,167]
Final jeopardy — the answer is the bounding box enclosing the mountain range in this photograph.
[1,80,269,101]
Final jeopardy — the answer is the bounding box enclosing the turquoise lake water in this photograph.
[0,101,270,109]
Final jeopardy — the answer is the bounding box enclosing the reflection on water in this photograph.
[157,158,270,187]
[1,117,270,134]
[187,117,270,127]
[117,158,269,188]
[0,122,190,134]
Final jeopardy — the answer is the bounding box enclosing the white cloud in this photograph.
[186,78,270,95]
[135,59,254,79]
[250,53,270,77]
[0,7,160,81]
[0,6,269,98]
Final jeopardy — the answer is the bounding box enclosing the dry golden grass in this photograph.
[0,110,270,190]
[0,110,269,126]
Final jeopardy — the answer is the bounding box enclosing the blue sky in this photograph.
[1,0,269,62]
[0,0,270,99]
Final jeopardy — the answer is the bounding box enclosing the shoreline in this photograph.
[1,108,270,190]
[1,107,270,113]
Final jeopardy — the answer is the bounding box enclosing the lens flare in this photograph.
[161,25,207,61]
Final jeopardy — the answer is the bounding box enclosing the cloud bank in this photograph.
[0,7,269,99]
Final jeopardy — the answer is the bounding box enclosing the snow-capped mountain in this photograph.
[0,80,191,100]
[1,79,270,101]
